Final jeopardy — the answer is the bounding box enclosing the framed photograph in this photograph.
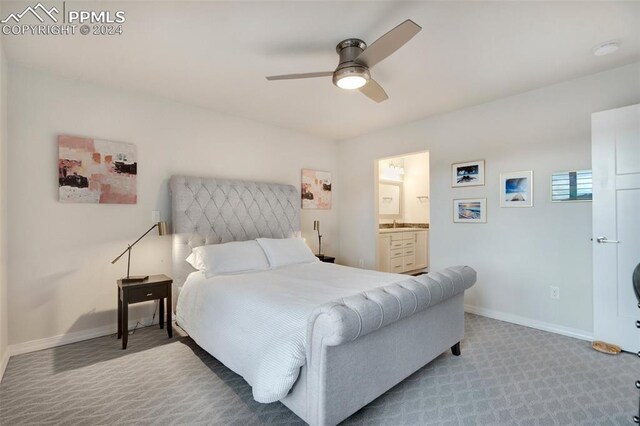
[452,160,485,187]
[58,135,137,204]
[551,169,592,202]
[453,198,487,223]
[301,169,332,209]
[500,171,533,208]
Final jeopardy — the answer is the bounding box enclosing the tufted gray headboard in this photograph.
[169,175,300,291]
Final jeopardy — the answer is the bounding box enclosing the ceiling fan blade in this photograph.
[266,71,333,81]
[359,78,389,103]
[355,19,422,68]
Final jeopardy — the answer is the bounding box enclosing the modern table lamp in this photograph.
[112,221,168,283]
[313,220,323,256]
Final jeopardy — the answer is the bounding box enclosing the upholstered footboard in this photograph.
[281,266,477,426]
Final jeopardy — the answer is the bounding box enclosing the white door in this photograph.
[592,103,640,352]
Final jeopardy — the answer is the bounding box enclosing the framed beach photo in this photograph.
[500,171,533,207]
[452,160,485,187]
[453,198,487,223]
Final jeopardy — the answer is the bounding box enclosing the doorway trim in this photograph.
[373,150,430,271]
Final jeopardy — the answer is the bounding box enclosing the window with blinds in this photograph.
[551,170,592,202]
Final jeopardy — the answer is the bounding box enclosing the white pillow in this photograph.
[186,240,270,278]
[256,237,319,269]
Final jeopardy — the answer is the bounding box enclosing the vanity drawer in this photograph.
[128,284,168,304]
[390,240,404,249]
[403,254,416,270]
[390,257,404,272]
[403,240,415,249]
[390,248,405,259]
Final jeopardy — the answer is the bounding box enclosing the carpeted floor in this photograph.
[1,313,637,425]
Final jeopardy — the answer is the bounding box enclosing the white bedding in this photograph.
[176,261,412,403]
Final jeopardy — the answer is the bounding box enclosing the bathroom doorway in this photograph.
[375,151,430,274]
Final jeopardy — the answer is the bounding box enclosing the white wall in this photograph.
[0,19,9,375]
[7,65,339,347]
[401,152,429,224]
[339,63,640,337]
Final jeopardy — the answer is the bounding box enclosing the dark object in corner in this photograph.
[451,342,461,356]
[634,262,640,424]
[316,255,335,264]
[633,262,640,303]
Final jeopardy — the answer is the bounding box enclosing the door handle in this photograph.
[596,236,621,244]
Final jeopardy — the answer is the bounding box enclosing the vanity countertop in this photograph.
[379,227,428,234]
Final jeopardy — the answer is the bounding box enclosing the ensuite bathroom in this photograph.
[376,151,430,275]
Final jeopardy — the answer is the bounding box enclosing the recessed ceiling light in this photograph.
[592,41,620,57]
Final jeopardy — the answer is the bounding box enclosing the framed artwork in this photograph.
[452,160,485,187]
[58,135,137,204]
[551,169,592,202]
[301,169,332,209]
[500,170,533,207]
[453,198,487,223]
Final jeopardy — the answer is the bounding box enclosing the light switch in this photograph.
[152,210,161,223]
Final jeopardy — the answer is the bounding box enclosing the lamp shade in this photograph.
[157,221,168,236]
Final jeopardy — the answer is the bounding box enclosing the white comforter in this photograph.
[176,261,412,403]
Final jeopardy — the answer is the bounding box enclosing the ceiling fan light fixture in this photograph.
[337,75,368,90]
[265,19,422,103]
[333,66,370,90]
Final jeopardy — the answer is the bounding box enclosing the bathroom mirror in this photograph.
[379,182,403,217]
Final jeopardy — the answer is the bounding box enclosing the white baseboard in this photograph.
[0,349,9,383]
[8,316,169,357]
[3,305,593,379]
[465,304,594,342]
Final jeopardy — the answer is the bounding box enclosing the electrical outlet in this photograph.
[152,210,161,223]
[550,286,560,300]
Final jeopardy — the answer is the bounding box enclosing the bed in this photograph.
[170,175,476,426]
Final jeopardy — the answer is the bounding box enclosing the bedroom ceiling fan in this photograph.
[265,19,422,103]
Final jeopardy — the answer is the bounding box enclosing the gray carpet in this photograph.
[1,313,638,425]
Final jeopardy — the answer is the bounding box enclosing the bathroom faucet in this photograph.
[393,219,397,228]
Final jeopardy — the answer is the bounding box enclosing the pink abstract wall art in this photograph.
[301,169,332,209]
[58,135,137,204]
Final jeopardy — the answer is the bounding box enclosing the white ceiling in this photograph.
[3,1,639,140]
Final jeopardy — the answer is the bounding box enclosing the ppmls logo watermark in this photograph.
[1,2,126,36]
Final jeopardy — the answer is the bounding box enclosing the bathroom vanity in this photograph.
[377,227,428,274]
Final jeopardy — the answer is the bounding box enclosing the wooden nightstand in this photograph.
[117,274,172,349]
[316,255,335,263]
